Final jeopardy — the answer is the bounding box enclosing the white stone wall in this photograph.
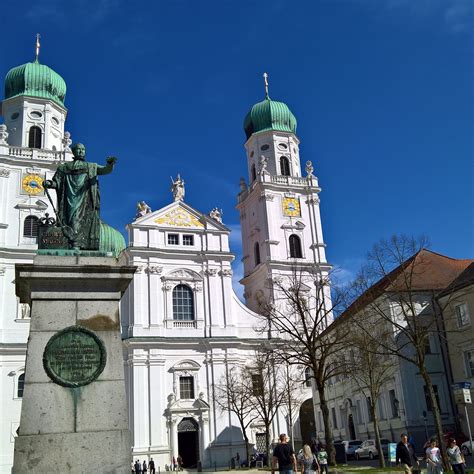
[122,201,311,468]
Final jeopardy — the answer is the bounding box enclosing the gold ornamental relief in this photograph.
[155,208,204,228]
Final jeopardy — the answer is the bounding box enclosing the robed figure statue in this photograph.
[44,143,117,251]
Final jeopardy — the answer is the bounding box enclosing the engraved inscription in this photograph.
[43,326,106,387]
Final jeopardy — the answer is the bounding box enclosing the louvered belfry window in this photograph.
[28,126,42,149]
[289,234,302,258]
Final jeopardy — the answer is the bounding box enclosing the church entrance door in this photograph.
[299,399,316,445]
[178,417,199,468]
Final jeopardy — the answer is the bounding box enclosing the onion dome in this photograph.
[99,222,126,258]
[4,60,66,108]
[244,97,297,140]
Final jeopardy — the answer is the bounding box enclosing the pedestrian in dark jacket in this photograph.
[396,433,419,474]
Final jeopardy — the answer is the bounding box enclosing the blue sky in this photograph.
[1,0,473,292]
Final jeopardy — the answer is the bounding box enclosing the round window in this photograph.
[260,144,270,151]
[51,117,59,126]
[11,112,20,120]
[30,111,42,119]
[278,143,288,150]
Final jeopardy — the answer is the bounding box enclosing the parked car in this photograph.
[355,439,392,460]
[461,438,474,456]
[355,440,377,460]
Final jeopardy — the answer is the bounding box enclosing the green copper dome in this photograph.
[4,61,66,108]
[99,222,126,258]
[244,97,297,140]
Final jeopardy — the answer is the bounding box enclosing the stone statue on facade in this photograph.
[43,143,117,251]
[62,131,72,152]
[239,177,247,193]
[209,208,223,223]
[135,201,152,219]
[305,160,314,177]
[259,155,268,175]
[171,174,185,202]
[0,124,8,145]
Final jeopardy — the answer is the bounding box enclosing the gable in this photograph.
[155,207,204,229]
[132,201,229,232]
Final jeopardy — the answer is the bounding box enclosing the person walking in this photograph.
[272,433,298,474]
[447,439,466,474]
[299,444,319,474]
[143,460,148,473]
[149,458,156,474]
[135,460,142,474]
[316,446,328,474]
[396,433,419,474]
[426,438,443,474]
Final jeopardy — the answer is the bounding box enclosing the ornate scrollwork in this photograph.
[147,265,163,275]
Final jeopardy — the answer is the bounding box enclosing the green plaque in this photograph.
[43,326,106,387]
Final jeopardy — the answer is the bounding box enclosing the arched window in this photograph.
[304,368,312,387]
[17,373,25,398]
[254,242,261,266]
[251,164,257,182]
[172,284,194,320]
[280,156,290,176]
[28,126,42,149]
[289,234,302,258]
[23,216,39,238]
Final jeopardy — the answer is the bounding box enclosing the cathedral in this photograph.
[0,48,330,471]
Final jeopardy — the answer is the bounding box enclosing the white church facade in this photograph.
[0,48,330,472]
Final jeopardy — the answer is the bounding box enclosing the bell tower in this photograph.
[2,34,68,151]
[237,74,331,312]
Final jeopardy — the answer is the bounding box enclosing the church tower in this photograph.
[237,75,331,312]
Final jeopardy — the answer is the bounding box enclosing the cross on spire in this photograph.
[263,72,269,98]
[35,33,41,62]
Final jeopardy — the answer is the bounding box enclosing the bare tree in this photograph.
[214,367,259,465]
[348,235,468,468]
[258,265,351,465]
[344,326,396,467]
[243,350,287,465]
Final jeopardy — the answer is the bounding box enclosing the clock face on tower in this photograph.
[21,173,45,195]
[282,197,301,217]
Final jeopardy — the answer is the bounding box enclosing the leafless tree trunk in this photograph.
[214,367,258,466]
[258,265,351,465]
[243,350,287,466]
[348,235,461,469]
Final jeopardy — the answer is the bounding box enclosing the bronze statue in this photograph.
[44,143,117,250]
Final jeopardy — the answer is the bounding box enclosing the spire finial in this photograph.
[263,72,269,98]
[35,33,41,62]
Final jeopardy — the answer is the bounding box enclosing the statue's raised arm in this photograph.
[42,142,120,251]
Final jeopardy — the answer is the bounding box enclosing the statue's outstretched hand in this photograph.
[43,179,54,189]
[106,156,117,165]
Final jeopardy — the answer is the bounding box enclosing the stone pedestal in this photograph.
[13,255,135,473]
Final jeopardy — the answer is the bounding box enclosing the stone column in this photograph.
[201,415,210,465]
[13,255,135,473]
[171,416,179,460]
